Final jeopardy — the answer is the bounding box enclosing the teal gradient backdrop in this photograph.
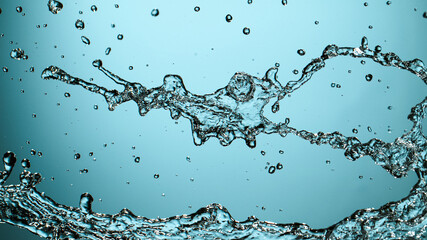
[0,0,426,239]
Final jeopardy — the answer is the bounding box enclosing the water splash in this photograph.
[0,37,425,239]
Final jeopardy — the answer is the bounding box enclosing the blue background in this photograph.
[0,0,426,239]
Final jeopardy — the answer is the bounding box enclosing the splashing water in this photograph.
[0,37,425,239]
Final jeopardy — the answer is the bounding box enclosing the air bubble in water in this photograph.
[293,69,299,75]
[134,157,140,163]
[281,0,288,6]
[93,104,98,110]
[64,92,70,97]
[248,0,253,4]
[375,45,382,52]
[367,126,372,132]
[260,150,266,156]
[105,47,111,55]
[117,34,123,40]
[91,5,97,12]
[21,158,31,169]
[2,67,8,72]
[10,48,28,60]
[75,20,85,30]
[194,6,200,12]
[365,74,373,81]
[151,9,159,17]
[30,149,36,155]
[129,66,133,70]
[47,0,63,14]
[154,174,159,179]
[423,12,427,18]
[386,1,392,5]
[279,150,284,154]
[16,6,23,13]
[387,106,393,110]
[74,153,81,160]
[114,4,119,8]
[243,27,250,35]
[352,128,358,134]
[297,49,306,56]
[314,20,319,25]
[79,169,88,174]
[225,14,233,22]
[268,166,276,174]
[364,2,368,7]
[81,36,90,45]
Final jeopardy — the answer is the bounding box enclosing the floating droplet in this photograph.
[423,12,427,18]
[387,106,393,110]
[16,6,23,13]
[105,47,111,55]
[359,175,364,179]
[29,67,35,72]
[386,1,392,5]
[314,20,319,25]
[32,113,37,118]
[279,150,284,154]
[93,104,98,110]
[243,27,250,35]
[352,128,358,134]
[375,45,382,52]
[74,153,81,160]
[79,169,88,174]
[268,166,276,174]
[21,158,31,169]
[364,2,368,7]
[64,92,70,97]
[186,156,191,162]
[293,69,299,75]
[90,5,97,12]
[134,157,140,163]
[367,126,372,132]
[276,163,283,170]
[117,34,123,40]
[89,152,93,157]
[260,150,265,156]
[281,0,288,6]
[225,14,233,22]
[114,4,119,8]
[30,149,36,155]
[194,6,200,12]
[151,9,159,17]
[361,60,366,65]
[2,67,8,72]
[248,0,253,4]
[297,49,306,56]
[129,66,133,70]
[81,36,90,45]
[10,48,27,60]
[190,177,194,182]
[47,0,63,14]
[154,173,159,179]
[75,19,84,29]
[326,160,331,164]
[3,152,17,173]
[37,152,43,157]
[365,74,373,81]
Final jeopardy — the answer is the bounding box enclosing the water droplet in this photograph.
[279,150,284,154]
[243,27,250,35]
[161,193,165,197]
[89,152,93,157]
[21,158,31,169]
[359,175,364,179]
[117,34,123,40]
[268,166,276,174]
[79,193,93,214]
[74,153,81,160]
[314,20,319,25]
[154,173,159,179]
[248,0,253,4]
[129,66,133,70]
[423,12,427,18]
[361,60,366,65]
[364,2,368,7]
[32,113,37,118]
[105,47,111,55]
[90,5,97,12]
[151,9,159,17]
[75,19,85,30]
[30,149,36,155]
[3,151,17,173]
[2,67,8,72]
[386,1,392,5]
[336,84,341,88]
[368,25,373,29]
[225,14,233,22]
[92,59,102,68]
[114,4,119,8]
[80,169,88,174]
[81,36,90,45]
[47,0,63,14]
[365,74,373,81]
[37,152,43,157]
[326,160,331,164]
[10,48,27,60]
[16,6,23,13]
[64,92,70,97]
[352,128,358,134]
[281,0,288,6]
[293,69,299,75]
[276,163,283,170]
[297,49,306,56]
[275,62,280,67]
[367,126,372,132]
[194,6,200,12]
[186,156,191,162]
[134,157,140,163]
[387,106,393,110]
[375,45,382,52]
[93,104,98,110]
[260,150,265,156]
[29,67,35,72]
[190,177,194,182]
